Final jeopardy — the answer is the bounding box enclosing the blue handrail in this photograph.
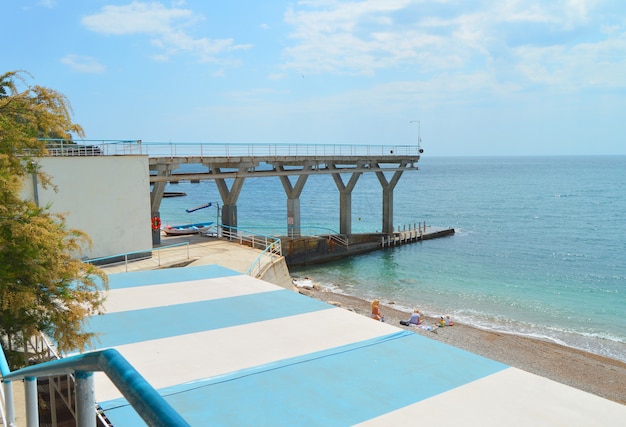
[3,349,190,427]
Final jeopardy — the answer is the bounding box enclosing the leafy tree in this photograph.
[0,70,108,368]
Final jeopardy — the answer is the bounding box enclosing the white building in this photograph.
[21,155,152,260]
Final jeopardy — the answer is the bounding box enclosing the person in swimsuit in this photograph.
[371,299,384,321]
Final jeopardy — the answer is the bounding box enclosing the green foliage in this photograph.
[0,71,108,368]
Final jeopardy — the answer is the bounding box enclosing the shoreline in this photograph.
[296,284,626,405]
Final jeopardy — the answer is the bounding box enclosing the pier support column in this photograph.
[278,164,311,237]
[376,165,404,234]
[331,165,362,235]
[150,163,175,245]
[150,163,177,214]
[215,167,246,230]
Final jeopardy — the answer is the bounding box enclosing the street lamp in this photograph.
[409,120,424,153]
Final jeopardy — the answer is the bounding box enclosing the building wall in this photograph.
[21,156,152,260]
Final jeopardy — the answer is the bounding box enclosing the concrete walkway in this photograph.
[101,234,268,276]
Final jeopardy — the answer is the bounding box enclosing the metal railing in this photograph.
[1,348,190,427]
[40,139,143,157]
[219,226,283,279]
[85,242,191,271]
[84,227,283,279]
[38,139,422,159]
[327,233,349,248]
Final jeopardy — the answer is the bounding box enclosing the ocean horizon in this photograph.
[159,155,626,363]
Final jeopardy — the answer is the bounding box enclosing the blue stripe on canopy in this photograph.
[84,289,332,349]
[104,264,240,290]
[99,331,507,426]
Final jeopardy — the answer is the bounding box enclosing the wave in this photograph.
[292,277,626,364]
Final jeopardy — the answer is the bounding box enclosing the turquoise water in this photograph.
[159,156,626,363]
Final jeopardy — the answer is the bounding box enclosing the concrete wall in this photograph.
[259,257,293,289]
[21,156,152,260]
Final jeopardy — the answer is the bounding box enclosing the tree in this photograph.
[0,70,108,368]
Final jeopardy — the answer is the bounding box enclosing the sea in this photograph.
[158,155,626,364]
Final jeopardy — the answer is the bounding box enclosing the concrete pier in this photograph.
[144,143,422,236]
[282,226,455,267]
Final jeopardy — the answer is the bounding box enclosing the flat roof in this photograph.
[79,264,626,425]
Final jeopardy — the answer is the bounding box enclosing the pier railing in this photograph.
[39,139,422,158]
[226,225,347,244]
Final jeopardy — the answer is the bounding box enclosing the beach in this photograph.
[296,284,626,405]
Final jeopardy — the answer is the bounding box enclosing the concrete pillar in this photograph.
[376,166,404,235]
[150,163,174,245]
[221,204,238,229]
[278,164,310,237]
[331,168,362,235]
[149,163,174,215]
[286,198,301,238]
[215,167,246,230]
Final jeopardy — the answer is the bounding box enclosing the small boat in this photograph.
[162,222,214,236]
[163,191,187,198]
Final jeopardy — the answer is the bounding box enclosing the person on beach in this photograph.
[400,309,421,326]
[371,299,384,322]
[438,315,454,327]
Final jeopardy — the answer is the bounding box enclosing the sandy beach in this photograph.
[297,284,626,405]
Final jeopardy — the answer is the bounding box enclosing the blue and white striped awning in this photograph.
[79,265,625,426]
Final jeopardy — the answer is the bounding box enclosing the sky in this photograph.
[4,0,626,156]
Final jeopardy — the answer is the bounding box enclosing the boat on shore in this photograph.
[162,222,214,236]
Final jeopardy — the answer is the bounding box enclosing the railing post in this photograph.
[24,377,38,427]
[3,380,16,427]
[125,254,129,272]
[75,371,96,427]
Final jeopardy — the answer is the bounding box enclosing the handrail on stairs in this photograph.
[1,348,190,427]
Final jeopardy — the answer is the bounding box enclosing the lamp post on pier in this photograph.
[410,120,423,153]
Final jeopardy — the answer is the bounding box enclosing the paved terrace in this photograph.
[99,234,267,275]
[73,242,626,426]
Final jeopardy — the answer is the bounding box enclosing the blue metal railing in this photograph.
[1,349,190,426]
[0,345,12,426]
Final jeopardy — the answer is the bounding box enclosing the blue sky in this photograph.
[4,0,626,156]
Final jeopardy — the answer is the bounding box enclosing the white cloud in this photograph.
[38,0,56,9]
[281,0,626,92]
[61,55,106,74]
[81,2,252,63]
